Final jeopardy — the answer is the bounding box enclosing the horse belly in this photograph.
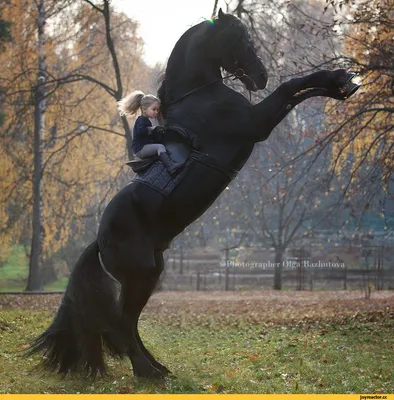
[160,162,231,238]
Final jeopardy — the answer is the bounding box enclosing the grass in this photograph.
[0,291,393,394]
[43,277,68,291]
[0,245,28,292]
[0,246,28,280]
[0,246,69,292]
[0,277,68,293]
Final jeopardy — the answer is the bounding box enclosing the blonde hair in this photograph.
[117,90,160,116]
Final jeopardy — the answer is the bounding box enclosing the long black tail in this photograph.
[28,241,126,376]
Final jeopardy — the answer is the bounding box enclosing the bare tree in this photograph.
[235,118,334,290]
[26,0,47,291]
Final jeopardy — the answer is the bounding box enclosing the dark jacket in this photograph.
[131,115,153,154]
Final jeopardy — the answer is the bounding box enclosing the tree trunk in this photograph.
[225,248,230,291]
[26,0,46,291]
[273,248,283,290]
[196,265,201,291]
[101,0,133,159]
[179,243,184,274]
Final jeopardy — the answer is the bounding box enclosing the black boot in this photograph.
[159,152,184,176]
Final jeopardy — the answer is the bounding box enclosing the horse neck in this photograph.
[165,24,222,103]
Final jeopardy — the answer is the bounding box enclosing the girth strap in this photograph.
[190,150,239,180]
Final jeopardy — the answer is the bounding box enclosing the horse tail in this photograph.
[27,241,126,376]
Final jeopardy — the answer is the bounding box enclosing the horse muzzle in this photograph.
[240,75,258,91]
[253,68,268,90]
[246,65,268,91]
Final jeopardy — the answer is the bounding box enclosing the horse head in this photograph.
[211,9,268,91]
[158,9,268,115]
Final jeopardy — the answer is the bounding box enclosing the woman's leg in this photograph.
[138,144,166,158]
[138,144,183,176]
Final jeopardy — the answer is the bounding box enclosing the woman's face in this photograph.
[145,101,160,118]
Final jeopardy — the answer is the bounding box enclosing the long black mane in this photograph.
[157,22,206,117]
[157,77,167,117]
[157,15,245,116]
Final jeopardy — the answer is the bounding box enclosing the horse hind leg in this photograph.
[133,251,171,375]
[134,324,171,376]
[119,250,168,378]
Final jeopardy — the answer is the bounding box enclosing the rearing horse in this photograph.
[29,10,359,379]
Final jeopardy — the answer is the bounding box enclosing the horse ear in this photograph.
[217,8,232,24]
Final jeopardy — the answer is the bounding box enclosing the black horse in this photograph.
[29,10,359,379]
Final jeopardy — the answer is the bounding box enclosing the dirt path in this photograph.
[1,290,393,325]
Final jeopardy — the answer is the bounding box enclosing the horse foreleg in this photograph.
[250,69,359,141]
[281,69,354,94]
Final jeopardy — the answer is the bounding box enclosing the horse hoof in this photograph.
[157,364,172,376]
[345,72,356,83]
[340,82,360,98]
[134,365,166,380]
[334,69,356,87]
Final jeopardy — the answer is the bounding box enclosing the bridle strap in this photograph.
[169,55,258,106]
[169,69,248,106]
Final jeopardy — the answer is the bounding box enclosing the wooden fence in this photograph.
[160,266,394,291]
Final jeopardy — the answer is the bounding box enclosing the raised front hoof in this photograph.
[345,82,360,98]
[134,364,167,380]
[345,72,356,83]
[339,81,360,99]
[333,69,354,86]
[334,70,360,99]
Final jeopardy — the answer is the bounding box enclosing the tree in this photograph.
[219,0,345,289]
[236,122,331,289]
[0,9,12,50]
[0,0,150,287]
[324,0,394,201]
[26,0,47,290]
[0,8,12,126]
[61,0,148,159]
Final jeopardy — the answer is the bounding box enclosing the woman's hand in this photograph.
[152,126,165,142]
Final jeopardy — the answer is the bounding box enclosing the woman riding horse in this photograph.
[28,9,359,379]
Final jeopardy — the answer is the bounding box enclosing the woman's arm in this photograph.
[136,116,152,135]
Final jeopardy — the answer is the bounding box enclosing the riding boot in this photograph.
[159,152,184,176]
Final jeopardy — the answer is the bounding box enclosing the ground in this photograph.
[0,290,393,394]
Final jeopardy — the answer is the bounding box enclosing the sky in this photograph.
[115,0,226,67]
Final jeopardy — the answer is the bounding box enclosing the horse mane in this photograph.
[157,21,214,117]
[157,76,167,117]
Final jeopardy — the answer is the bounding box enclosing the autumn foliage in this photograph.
[0,0,151,270]
[326,0,394,191]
